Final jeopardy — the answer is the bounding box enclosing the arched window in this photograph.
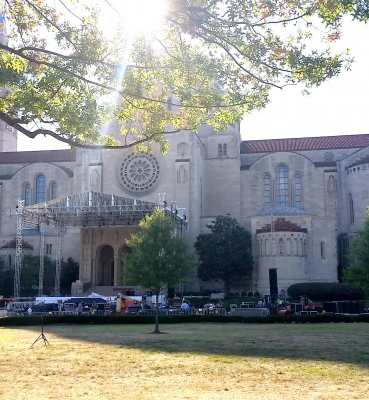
[304,239,307,256]
[35,175,46,203]
[349,193,354,224]
[299,239,303,255]
[293,239,298,255]
[276,166,288,206]
[218,144,222,157]
[51,183,57,200]
[265,239,269,256]
[264,175,271,208]
[286,238,292,256]
[294,173,302,208]
[222,143,227,156]
[278,239,284,255]
[24,183,31,206]
[320,242,325,259]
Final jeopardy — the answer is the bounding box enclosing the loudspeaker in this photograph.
[269,268,278,302]
[3,275,12,298]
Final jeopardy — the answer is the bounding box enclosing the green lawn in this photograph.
[1,323,368,399]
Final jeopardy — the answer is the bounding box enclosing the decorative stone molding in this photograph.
[256,218,307,233]
[117,152,161,195]
[177,142,188,158]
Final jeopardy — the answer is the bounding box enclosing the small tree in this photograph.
[344,216,369,299]
[125,208,197,333]
[194,215,253,294]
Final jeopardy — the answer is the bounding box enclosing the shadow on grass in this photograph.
[16,321,369,368]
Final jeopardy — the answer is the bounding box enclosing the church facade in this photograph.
[1,119,369,296]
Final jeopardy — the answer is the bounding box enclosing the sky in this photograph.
[17,18,369,151]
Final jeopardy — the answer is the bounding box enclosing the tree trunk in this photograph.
[224,279,232,296]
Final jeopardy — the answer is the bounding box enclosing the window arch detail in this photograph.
[24,183,31,206]
[50,182,57,200]
[286,238,292,256]
[294,173,302,208]
[278,238,284,255]
[349,193,354,224]
[276,165,288,206]
[35,175,46,203]
[263,174,271,208]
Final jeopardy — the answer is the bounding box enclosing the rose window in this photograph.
[118,152,160,194]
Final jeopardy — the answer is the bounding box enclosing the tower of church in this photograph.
[0,12,17,152]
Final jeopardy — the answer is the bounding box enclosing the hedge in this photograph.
[1,313,368,326]
[287,282,364,301]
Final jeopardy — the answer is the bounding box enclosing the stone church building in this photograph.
[0,115,369,296]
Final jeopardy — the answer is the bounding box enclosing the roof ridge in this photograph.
[241,134,369,154]
[242,133,369,144]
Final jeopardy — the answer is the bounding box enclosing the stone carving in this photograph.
[118,152,160,194]
[177,142,188,158]
[328,175,335,192]
[90,169,100,189]
[324,152,334,161]
[177,165,188,184]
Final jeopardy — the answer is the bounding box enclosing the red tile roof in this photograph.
[256,218,307,233]
[241,134,369,153]
[0,149,76,164]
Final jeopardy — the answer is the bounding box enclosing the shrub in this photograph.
[247,291,253,297]
[1,313,368,327]
[254,292,260,298]
[233,292,240,297]
[186,296,210,308]
[241,291,247,297]
[287,282,364,301]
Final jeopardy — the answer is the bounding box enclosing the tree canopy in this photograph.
[344,215,369,299]
[0,0,368,150]
[124,208,196,332]
[194,215,253,294]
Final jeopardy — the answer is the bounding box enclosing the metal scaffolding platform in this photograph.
[6,192,187,299]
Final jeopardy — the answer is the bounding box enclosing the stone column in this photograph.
[113,255,119,286]
[91,258,96,285]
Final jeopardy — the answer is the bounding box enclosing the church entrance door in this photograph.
[97,245,114,286]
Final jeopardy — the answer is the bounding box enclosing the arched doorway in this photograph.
[97,245,114,286]
[119,246,132,285]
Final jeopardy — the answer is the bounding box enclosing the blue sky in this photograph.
[17,19,369,151]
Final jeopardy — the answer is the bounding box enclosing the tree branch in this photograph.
[23,0,76,48]
[0,111,183,149]
[1,44,250,109]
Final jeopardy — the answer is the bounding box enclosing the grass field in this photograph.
[0,322,368,399]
